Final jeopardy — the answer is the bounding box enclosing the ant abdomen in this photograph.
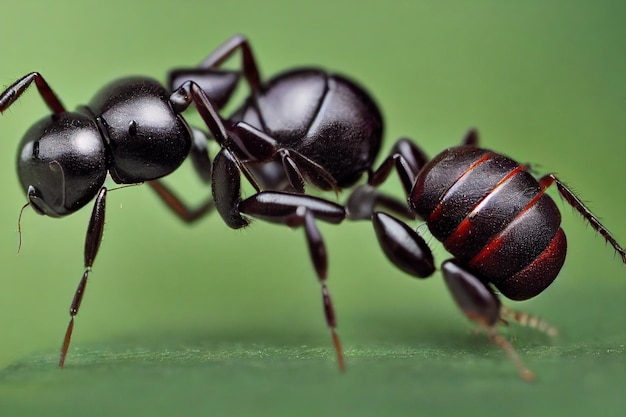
[411,146,567,300]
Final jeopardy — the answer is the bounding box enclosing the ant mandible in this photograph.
[358,129,626,380]
[1,35,405,370]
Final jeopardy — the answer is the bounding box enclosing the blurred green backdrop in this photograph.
[0,1,624,416]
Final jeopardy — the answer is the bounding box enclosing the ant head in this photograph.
[16,112,108,217]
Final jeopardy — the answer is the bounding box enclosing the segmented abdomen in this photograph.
[410,146,567,300]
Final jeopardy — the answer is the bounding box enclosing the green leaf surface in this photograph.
[1,330,624,417]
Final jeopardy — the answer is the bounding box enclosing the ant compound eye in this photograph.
[32,140,40,159]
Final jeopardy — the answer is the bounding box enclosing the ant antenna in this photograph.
[109,182,143,192]
[17,201,30,254]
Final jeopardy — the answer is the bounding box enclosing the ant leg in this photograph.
[59,188,107,367]
[168,70,239,110]
[210,117,338,193]
[187,127,213,184]
[239,191,345,226]
[147,128,215,223]
[300,208,344,372]
[147,181,214,224]
[171,80,277,160]
[278,149,338,192]
[499,305,559,337]
[539,174,626,263]
[0,72,66,114]
[362,129,480,221]
[372,214,535,379]
[346,185,415,221]
[238,191,346,371]
[369,138,429,195]
[368,128,478,197]
[220,118,338,192]
[170,35,261,91]
[371,212,435,277]
[462,128,479,146]
[441,259,536,381]
[211,148,255,229]
[170,81,231,145]
[168,34,261,107]
[198,34,260,81]
[368,128,479,194]
[172,80,337,194]
[359,138,429,221]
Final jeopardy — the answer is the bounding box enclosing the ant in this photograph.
[1,35,406,370]
[2,35,623,379]
[361,129,626,380]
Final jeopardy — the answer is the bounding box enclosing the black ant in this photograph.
[2,35,623,379]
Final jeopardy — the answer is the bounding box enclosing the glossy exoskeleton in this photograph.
[365,129,626,380]
[0,35,395,370]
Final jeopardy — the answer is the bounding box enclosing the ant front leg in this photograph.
[147,128,215,223]
[238,191,347,371]
[59,188,107,367]
[441,260,536,381]
[0,72,66,114]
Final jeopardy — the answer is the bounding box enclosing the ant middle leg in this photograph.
[238,191,347,371]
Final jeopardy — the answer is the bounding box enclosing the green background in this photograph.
[0,1,624,416]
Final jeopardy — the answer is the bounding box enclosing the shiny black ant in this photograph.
[1,35,399,370]
[363,129,626,380]
[2,35,624,379]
